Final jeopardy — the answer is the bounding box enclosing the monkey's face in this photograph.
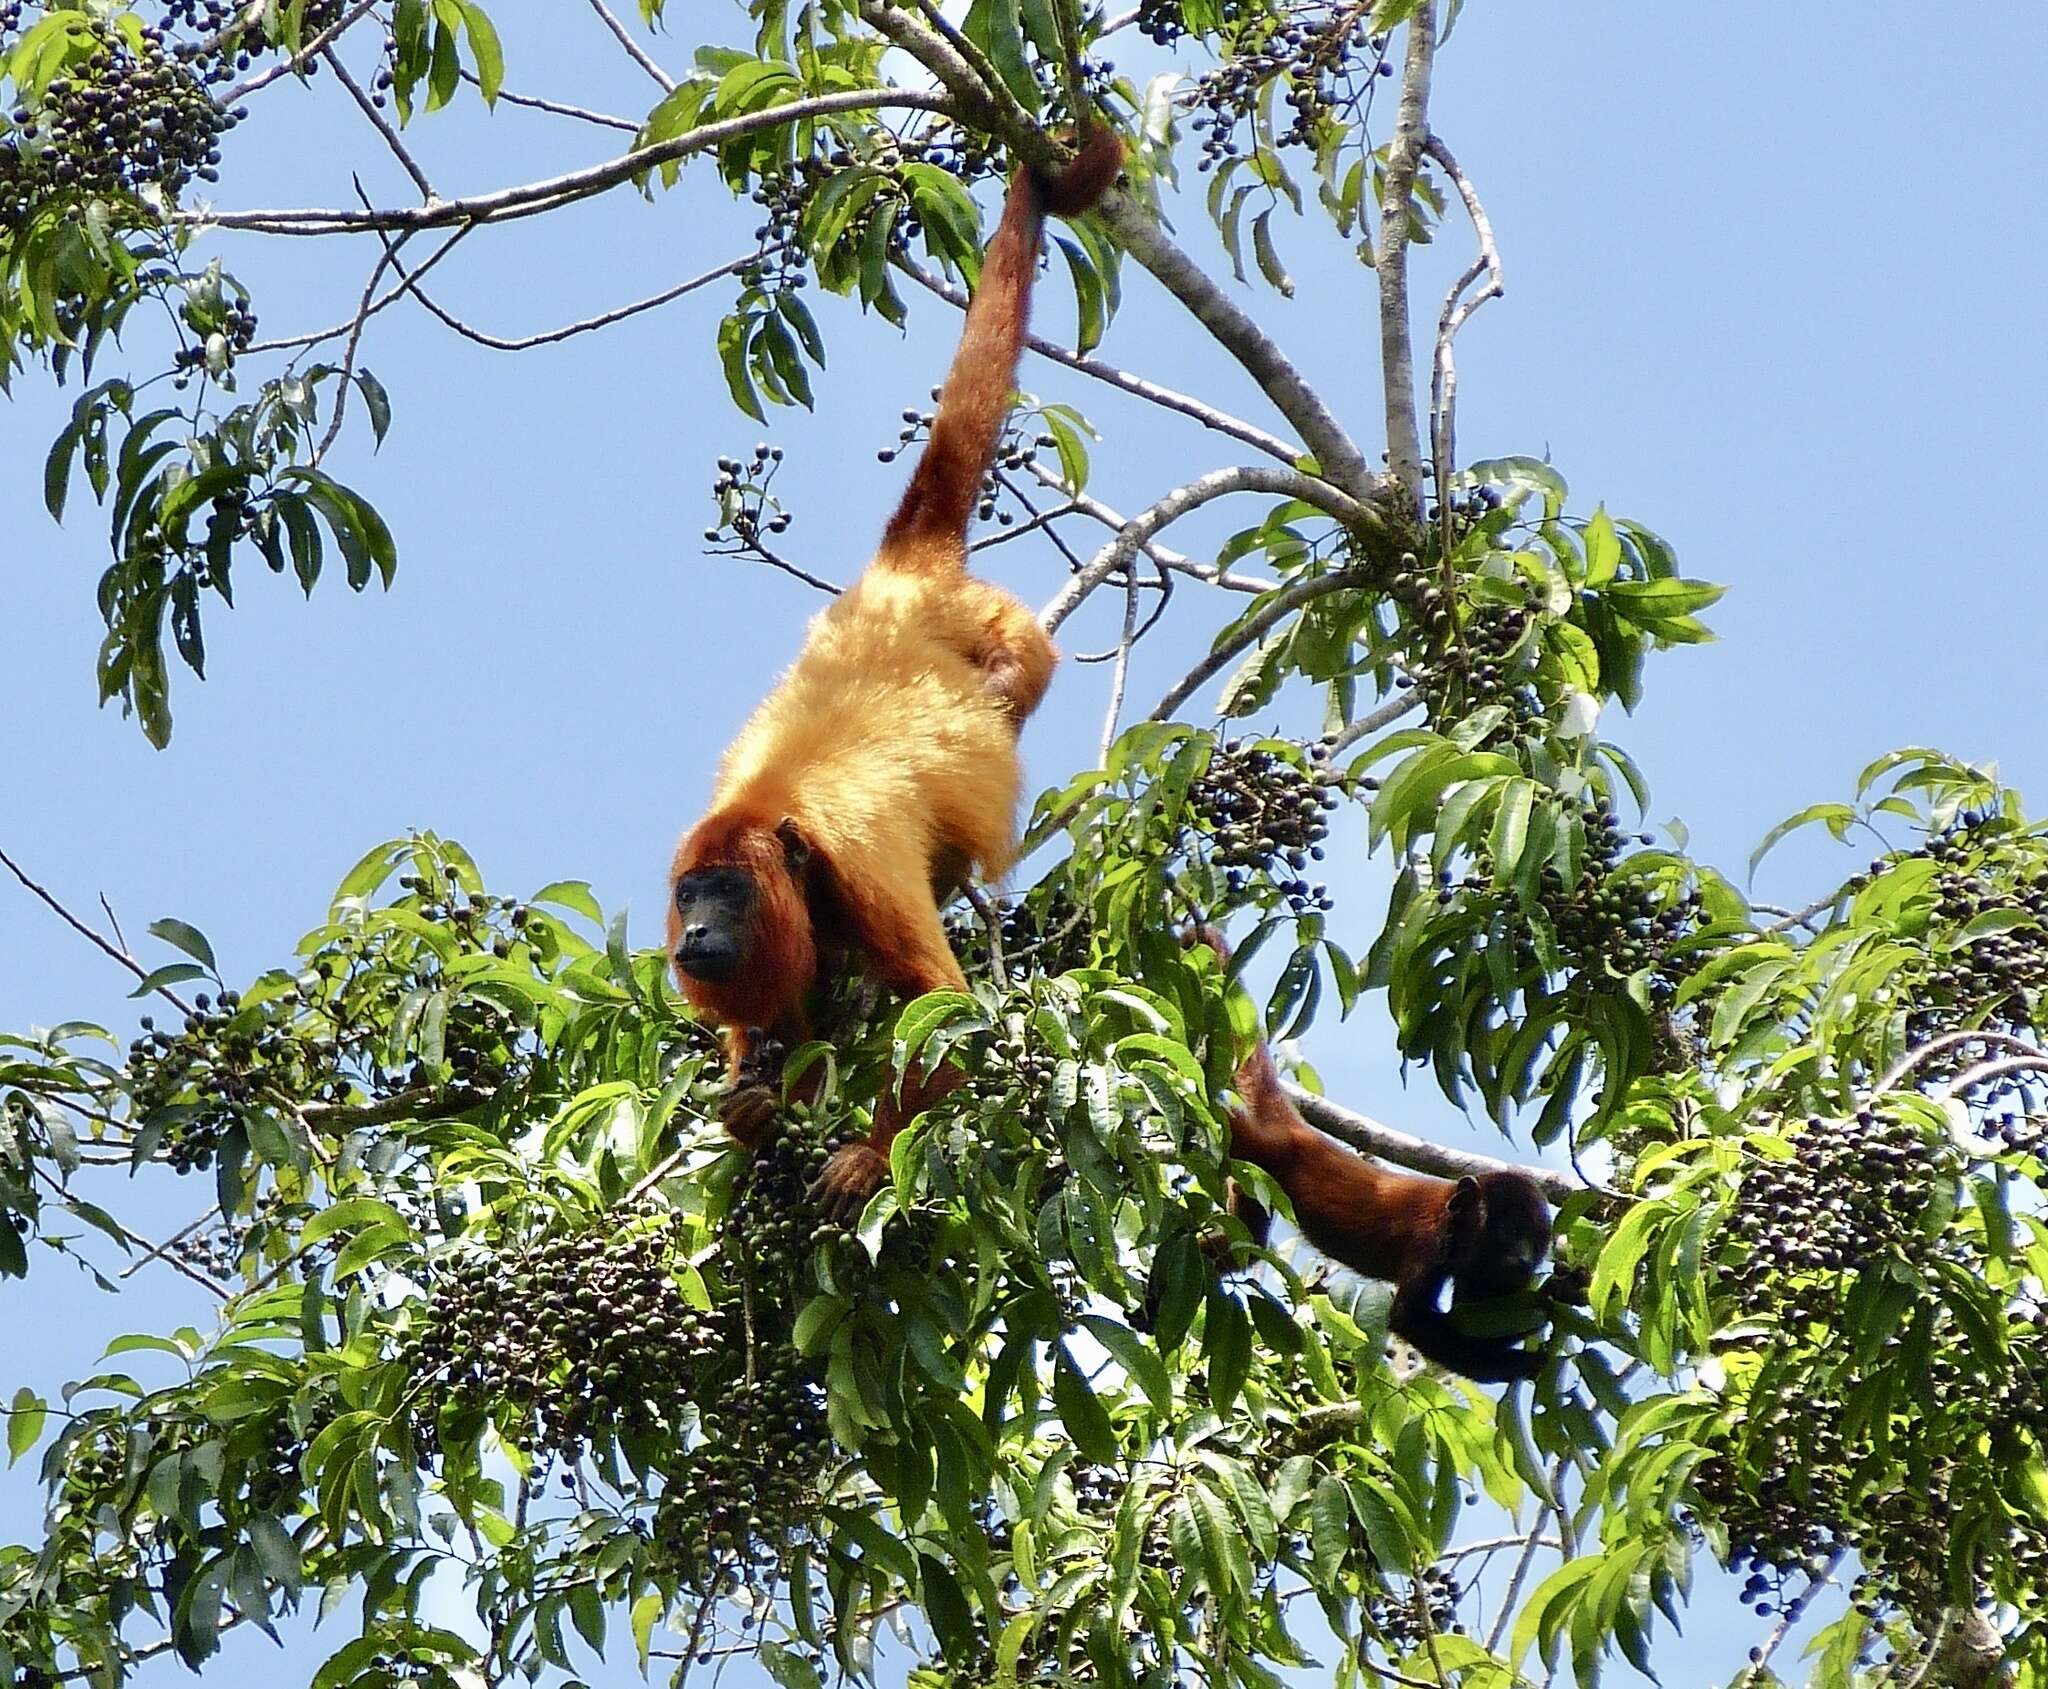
[671,868,757,984]
[667,818,819,1029]
[1458,1173,1553,1301]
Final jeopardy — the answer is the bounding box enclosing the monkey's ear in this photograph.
[1448,1175,1484,1216]
[776,817,811,873]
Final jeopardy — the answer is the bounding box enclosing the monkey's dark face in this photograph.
[671,867,758,984]
[1458,1172,1553,1300]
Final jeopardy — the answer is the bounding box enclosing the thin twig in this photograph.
[1021,467,1274,595]
[586,0,676,91]
[1041,465,1371,633]
[704,539,842,596]
[1423,132,1502,516]
[1099,560,1141,761]
[1735,1548,1844,1687]
[29,1161,226,1300]
[1147,567,1374,722]
[116,1206,221,1280]
[460,70,640,131]
[1484,1512,1552,1655]
[897,255,1300,463]
[244,228,473,356]
[1100,192,1383,503]
[1935,1054,2048,1102]
[1876,1029,2045,1095]
[312,207,411,465]
[1762,889,1847,934]
[382,243,767,354]
[1375,3,1436,511]
[0,846,196,1011]
[323,47,437,201]
[184,90,954,233]
[1328,690,1425,754]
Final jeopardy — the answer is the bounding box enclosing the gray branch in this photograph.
[896,254,1300,463]
[181,89,954,233]
[1146,564,1375,723]
[1375,3,1436,510]
[1286,1084,1578,1203]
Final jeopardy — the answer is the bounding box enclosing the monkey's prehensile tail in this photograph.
[882,127,1124,555]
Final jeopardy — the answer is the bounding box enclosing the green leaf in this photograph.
[7,1390,47,1465]
[1050,1342,1119,1462]
[457,0,503,102]
[148,918,217,971]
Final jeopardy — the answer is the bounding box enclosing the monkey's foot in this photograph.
[718,1083,780,1150]
[810,1142,888,1222]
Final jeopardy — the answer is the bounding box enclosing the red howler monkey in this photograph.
[1188,929,1553,1383]
[669,128,1125,1217]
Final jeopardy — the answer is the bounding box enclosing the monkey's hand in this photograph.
[718,1082,780,1151]
[1542,1263,1591,1307]
[810,1141,889,1222]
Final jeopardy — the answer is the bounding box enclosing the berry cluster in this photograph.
[404,1215,716,1462]
[651,1332,828,1590]
[1542,807,1699,991]
[722,1107,853,1281]
[1,16,238,230]
[128,987,305,1172]
[1723,1109,1953,1329]
[1897,814,2048,1042]
[1189,738,1339,916]
[1187,7,1392,168]
[159,0,348,82]
[1372,1563,1462,1655]
[947,883,1096,980]
[703,442,792,550]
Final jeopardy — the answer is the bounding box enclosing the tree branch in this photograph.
[1424,132,1502,516]
[182,90,954,233]
[895,254,1301,463]
[323,46,437,202]
[586,0,675,92]
[1097,189,1384,504]
[1285,1083,1578,1203]
[1375,3,1436,509]
[0,846,196,1011]
[1041,465,1373,633]
[1147,565,1376,722]
[1019,464,1275,595]
[220,0,380,102]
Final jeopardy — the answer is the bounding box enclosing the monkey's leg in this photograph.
[810,896,969,1219]
[962,585,1058,724]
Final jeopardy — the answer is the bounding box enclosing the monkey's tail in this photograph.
[1183,924,1299,1165]
[880,127,1123,562]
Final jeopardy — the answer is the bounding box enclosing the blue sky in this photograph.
[1,3,2043,1683]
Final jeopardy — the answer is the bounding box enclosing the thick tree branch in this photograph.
[1285,1084,1577,1203]
[182,89,954,233]
[1098,190,1383,503]
[1375,4,1436,510]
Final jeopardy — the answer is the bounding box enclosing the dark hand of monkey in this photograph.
[718,1031,790,1152]
[1542,1263,1591,1307]
[810,1141,889,1222]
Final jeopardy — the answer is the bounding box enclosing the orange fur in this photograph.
[670,130,1124,1211]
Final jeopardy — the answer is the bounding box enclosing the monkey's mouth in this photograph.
[673,944,741,984]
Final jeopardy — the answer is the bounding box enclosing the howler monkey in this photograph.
[669,128,1125,1217]
[1189,929,1553,1383]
